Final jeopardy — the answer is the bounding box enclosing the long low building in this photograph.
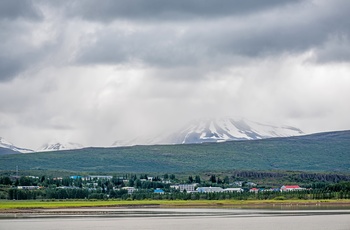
[196,187,244,193]
[280,185,306,192]
[197,187,224,193]
[170,184,197,192]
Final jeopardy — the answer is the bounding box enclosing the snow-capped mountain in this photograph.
[164,118,304,144]
[0,137,34,153]
[112,118,305,146]
[37,142,84,152]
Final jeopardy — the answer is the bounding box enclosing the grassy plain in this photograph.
[1,199,350,210]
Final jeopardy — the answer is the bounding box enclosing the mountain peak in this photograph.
[37,142,84,152]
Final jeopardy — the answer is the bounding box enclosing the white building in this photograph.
[224,188,243,193]
[171,184,197,192]
[121,187,137,194]
[196,187,224,193]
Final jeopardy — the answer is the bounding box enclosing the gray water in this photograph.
[1,208,350,230]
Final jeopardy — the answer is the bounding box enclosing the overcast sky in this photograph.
[1,0,350,149]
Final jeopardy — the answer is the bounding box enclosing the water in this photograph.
[1,208,350,230]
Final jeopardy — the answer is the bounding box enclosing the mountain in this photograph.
[1,130,349,173]
[113,118,304,146]
[37,142,84,152]
[0,137,34,154]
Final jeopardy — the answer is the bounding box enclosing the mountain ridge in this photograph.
[112,118,304,146]
[0,137,34,154]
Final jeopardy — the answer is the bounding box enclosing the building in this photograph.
[249,188,259,193]
[196,187,224,193]
[121,187,137,194]
[171,184,197,192]
[17,186,40,190]
[70,176,82,180]
[85,175,113,180]
[154,188,165,194]
[280,185,306,192]
[224,188,243,193]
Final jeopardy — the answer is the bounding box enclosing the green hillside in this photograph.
[1,131,349,174]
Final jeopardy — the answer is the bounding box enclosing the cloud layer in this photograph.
[1,0,350,149]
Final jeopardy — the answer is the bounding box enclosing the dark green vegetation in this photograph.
[0,131,349,173]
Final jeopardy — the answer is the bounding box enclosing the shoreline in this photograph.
[1,199,350,214]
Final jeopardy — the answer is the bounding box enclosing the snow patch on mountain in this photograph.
[0,137,34,153]
[37,142,84,152]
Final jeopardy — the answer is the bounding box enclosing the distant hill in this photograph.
[0,137,33,154]
[0,130,349,173]
[0,147,18,156]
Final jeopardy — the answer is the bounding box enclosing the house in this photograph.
[196,187,224,193]
[249,188,259,193]
[232,181,244,187]
[246,182,257,187]
[121,187,137,194]
[280,185,306,192]
[154,188,165,194]
[224,188,243,193]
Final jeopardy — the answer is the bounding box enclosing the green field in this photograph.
[1,130,349,174]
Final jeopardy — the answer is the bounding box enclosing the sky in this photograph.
[1,0,350,149]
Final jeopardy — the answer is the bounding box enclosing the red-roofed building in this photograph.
[280,185,306,192]
[249,188,260,193]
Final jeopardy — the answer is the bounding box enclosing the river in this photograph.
[1,208,350,230]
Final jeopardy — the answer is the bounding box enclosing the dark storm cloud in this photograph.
[0,0,42,20]
[0,1,55,82]
[75,0,350,68]
[67,0,301,22]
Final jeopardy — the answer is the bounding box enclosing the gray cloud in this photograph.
[0,0,42,20]
[1,0,350,148]
[66,0,301,22]
[73,0,350,69]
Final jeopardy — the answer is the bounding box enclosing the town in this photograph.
[1,173,349,201]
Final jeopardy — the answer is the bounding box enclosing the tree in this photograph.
[0,176,12,185]
[217,177,223,184]
[209,175,216,183]
[223,176,230,184]
[188,176,194,183]
[195,175,201,184]
[128,179,135,187]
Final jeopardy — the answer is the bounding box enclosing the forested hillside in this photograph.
[0,131,349,173]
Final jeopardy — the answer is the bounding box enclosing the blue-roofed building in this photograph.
[154,188,165,194]
[70,176,82,180]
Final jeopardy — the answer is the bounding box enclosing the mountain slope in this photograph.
[37,142,84,152]
[1,130,349,173]
[113,118,304,146]
[0,137,33,154]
